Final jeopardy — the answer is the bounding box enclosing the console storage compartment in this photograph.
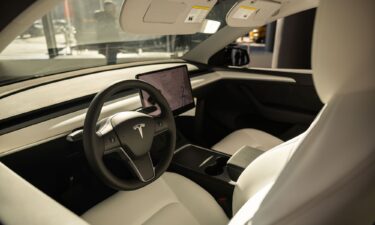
[171,145,231,181]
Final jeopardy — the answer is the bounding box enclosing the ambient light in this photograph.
[200,19,221,34]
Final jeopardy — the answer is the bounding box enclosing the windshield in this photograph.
[0,0,237,85]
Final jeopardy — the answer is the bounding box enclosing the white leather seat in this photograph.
[231,0,375,224]
[82,134,299,225]
[82,172,228,225]
[212,128,283,155]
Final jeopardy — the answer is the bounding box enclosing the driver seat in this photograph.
[83,0,375,224]
[82,172,228,225]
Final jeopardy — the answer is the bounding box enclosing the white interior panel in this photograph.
[143,0,186,24]
[120,0,217,34]
[226,0,281,27]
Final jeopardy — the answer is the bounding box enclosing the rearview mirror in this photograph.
[208,44,250,67]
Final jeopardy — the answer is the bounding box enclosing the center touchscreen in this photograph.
[136,65,194,115]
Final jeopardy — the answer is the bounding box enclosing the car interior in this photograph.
[0,0,374,224]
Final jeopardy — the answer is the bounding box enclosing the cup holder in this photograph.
[204,157,228,176]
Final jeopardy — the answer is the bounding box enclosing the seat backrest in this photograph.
[232,0,375,224]
[232,133,306,214]
[0,163,89,225]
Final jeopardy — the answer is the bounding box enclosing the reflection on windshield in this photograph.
[94,0,120,64]
[0,0,237,84]
[1,0,199,60]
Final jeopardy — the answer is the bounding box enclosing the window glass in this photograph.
[234,8,316,69]
[0,0,237,85]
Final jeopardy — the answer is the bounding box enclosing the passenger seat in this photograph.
[212,129,283,155]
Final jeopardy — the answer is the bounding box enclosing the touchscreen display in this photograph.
[136,65,194,115]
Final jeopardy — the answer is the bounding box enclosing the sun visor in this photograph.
[226,0,281,27]
[120,0,217,35]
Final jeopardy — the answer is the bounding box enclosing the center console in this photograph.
[168,139,266,216]
[169,144,234,215]
[172,144,232,182]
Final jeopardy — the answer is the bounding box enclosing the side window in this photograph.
[233,8,316,69]
[1,20,49,59]
[234,23,275,68]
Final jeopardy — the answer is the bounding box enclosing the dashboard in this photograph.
[0,62,295,156]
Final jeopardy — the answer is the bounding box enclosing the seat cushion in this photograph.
[82,172,228,225]
[212,128,283,155]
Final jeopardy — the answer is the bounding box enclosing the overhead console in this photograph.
[226,0,281,27]
[120,0,217,34]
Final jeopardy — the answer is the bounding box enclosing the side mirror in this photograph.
[208,44,250,67]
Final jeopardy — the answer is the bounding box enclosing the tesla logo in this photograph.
[133,123,145,139]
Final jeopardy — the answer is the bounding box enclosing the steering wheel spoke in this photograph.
[117,148,155,182]
[101,132,121,154]
[96,118,122,154]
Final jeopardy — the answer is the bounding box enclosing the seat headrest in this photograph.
[312,0,375,103]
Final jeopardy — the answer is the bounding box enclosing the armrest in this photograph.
[226,146,264,181]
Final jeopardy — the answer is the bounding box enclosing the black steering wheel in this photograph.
[83,80,176,190]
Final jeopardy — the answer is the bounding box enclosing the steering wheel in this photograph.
[83,80,176,190]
